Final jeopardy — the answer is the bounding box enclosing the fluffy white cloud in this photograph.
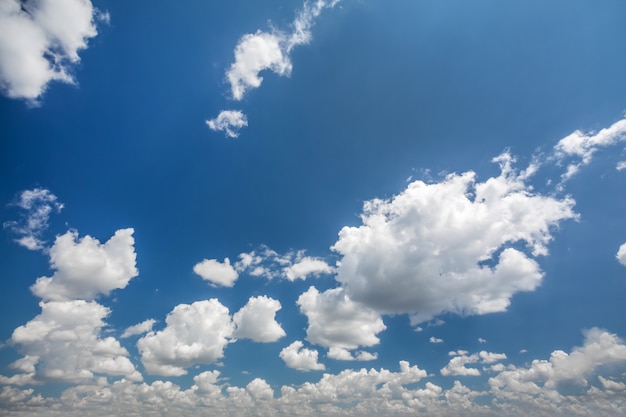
[0,0,105,101]
[441,350,506,377]
[279,341,325,371]
[206,110,248,138]
[617,161,626,171]
[193,257,239,287]
[553,116,626,181]
[121,319,156,338]
[137,299,234,376]
[233,296,286,343]
[30,229,138,301]
[617,243,626,267]
[430,337,444,344]
[0,300,141,385]
[284,256,335,281]
[297,286,386,354]
[490,328,626,401]
[246,378,274,401]
[332,153,577,324]
[227,31,291,101]
[225,0,339,101]
[3,188,63,250]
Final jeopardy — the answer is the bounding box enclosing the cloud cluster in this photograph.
[194,245,334,287]
[297,286,385,359]
[1,223,143,387]
[3,188,63,250]
[441,350,507,377]
[2,300,142,385]
[332,153,577,324]
[31,229,139,301]
[208,0,341,137]
[0,0,106,101]
[137,299,234,376]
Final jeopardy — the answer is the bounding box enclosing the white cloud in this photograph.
[227,31,291,101]
[284,256,335,281]
[478,338,487,343]
[193,257,239,287]
[617,161,626,171]
[331,153,577,324]
[225,0,339,101]
[429,337,444,344]
[246,378,274,400]
[279,341,325,371]
[233,245,333,281]
[30,229,138,301]
[121,319,156,338]
[0,0,104,101]
[441,350,506,377]
[137,299,234,376]
[490,328,626,400]
[297,286,386,353]
[3,188,63,250]
[233,296,286,343]
[206,110,248,138]
[553,116,626,181]
[327,347,377,361]
[0,300,141,385]
[617,243,626,267]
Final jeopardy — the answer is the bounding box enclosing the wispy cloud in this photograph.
[206,110,248,138]
[209,0,341,137]
[3,188,63,250]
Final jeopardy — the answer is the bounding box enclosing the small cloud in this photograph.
[121,319,156,338]
[478,338,487,344]
[206,110,248,138]
[233,296,286,343]
[4,188,63,250]
[279,341,325,371]
[193,258,239,287]
[520,349,528,354]
[617,243,626,267]
[430,337,444,344]
[616,161,626,171]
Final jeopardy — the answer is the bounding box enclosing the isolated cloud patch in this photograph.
[208,0,340,136]
[1,300,141,385]
[233,296,286,343]
[30,228,138,301]
[195,246,333,283]
[553,116,626,181]
[137,299,234,376]
[193,257,239,287]
[617,243,626,267]
[297,286,386,355]
[279,341,325,371]
[3,188,63,250]
[121,319,156,338]
[332,153,577,324]
[206,110,248,138]
[441,350,507,377]
[0,0,106,101]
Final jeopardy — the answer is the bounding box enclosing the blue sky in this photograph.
[1,0,626,415]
